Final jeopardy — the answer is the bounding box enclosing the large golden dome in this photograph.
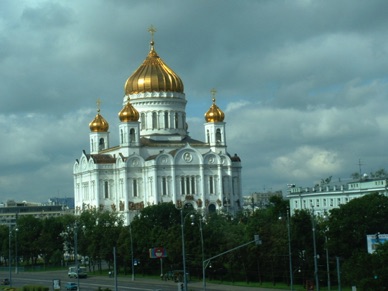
[89,109,109,132]
[118,98,139,122]
[124,40,184,95]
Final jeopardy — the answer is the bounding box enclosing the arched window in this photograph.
[206,130,210,143]
[99,138,105,151]
[130,128,135,143]
[216,129,222,144]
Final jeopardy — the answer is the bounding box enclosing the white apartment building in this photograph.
[287,178,388,215]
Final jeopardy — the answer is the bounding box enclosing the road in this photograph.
[0,270,285,291]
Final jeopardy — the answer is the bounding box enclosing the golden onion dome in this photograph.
[124,40,184,95]
[205,95,225,123]
[89,109,109,132]
[118,98,139,122]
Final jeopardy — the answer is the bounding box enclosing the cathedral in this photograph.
[73,28,242,224]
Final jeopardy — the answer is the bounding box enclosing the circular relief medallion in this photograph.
[183,152,193,163]
[132,158,139,166]
[161,157,167,164]
[209,156,215,164]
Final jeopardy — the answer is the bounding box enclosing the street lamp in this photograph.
[68,223,85,291]
[15,227,18,274]
[129,223,135,281]
[286,209,293,291]
[190,214,205,290]
[279,209,293,291]
[8,224,12,288]
[179,208,188,291]
[311,208,320,291]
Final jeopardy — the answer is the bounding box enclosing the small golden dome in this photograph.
[124,40,184,95]
[119,98,139,122]
[89,108,109,132]
[205,91,225,122]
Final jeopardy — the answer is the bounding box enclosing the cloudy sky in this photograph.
[1,0,388,203]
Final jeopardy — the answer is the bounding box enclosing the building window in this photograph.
[337,198,341,205]
[330,198,333,207]
[180,176,196,195]
[141,113,145,130]
[162,177,167,196]
[99,138,105,151]
[181,177,185,195]
[133,179,138,197]
[104,181,109,199]
[130,128,135,143]
[175,113,179,128]
[316,199,320,207]
[209,176,215,194]
[164,112,169,129]
[216,129,221,144]
[152,112,157,129]
[323,199,327,207]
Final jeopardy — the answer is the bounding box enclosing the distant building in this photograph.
[48,197,74,209]
[243,191,283,211]
[0,200,66,225]
[287,177,388,215]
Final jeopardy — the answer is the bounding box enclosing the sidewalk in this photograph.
[135,276,285,291]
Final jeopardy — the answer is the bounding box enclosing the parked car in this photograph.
[65,282,78,290]
[1,278,9,285]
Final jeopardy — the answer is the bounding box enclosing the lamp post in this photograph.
[15,226,18,274]
[129,223,135,281]
[190,214,205,290]
[8,224,12,288]
[311,209,320,291]
[180,208,188,291]
[279,209,293,291]
[325,233,330,291]
[286,208,293,291]
[68,223,81,291]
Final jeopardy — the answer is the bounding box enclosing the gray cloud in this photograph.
[1,0,388,202]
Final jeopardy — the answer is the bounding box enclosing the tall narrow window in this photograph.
[216,129,222,143]
[164,112,169,129]
[152,112,157,129]
[209,176,214,194]
[120,129,124,144]
[162,177,167,196]
[104,181,109,199]
[186,177,190,194]
[206,130,210,143]
[191,177,195,194]
[99,138,105,151]
[133,179,138,197]
[141,113,145,130]
[181,177,185,195]
[175,113,179,128]
[130,128,135,143]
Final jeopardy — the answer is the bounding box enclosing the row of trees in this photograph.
[1,193,388,289]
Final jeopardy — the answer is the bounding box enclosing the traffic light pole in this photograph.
[203,235,262,285]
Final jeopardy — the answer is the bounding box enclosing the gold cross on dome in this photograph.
[148,25,157,42]
[96,98,101,112]
[210,88,217,102]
